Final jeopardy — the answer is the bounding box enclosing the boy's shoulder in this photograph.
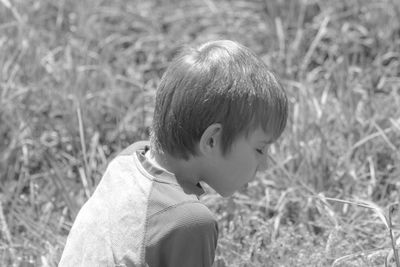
[117,141,215,222]
[109,140,219,241]
[116,141,219,265]
[60,140,218,266]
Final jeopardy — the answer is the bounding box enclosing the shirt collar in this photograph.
[133,142,205,197]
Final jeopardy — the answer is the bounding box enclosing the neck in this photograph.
[148,149,201,185]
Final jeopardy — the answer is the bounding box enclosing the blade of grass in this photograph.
[267,154,316,196]
[0,198,16,264]
[333,247,390,267]
[388,203,400,266]
[320,196,389,228]
[78,167,91,199]
[0,0,22,23]
[44,154,78,219]
[372,121,397,151]
[390,118,400,132]
[76,100,91,190]
[350,127,393,152]
[202,0,217,13]
[275,17,285,60]
[316,193,339,227]
[300,16,330,74]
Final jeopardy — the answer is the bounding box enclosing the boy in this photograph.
[59,40,288,267]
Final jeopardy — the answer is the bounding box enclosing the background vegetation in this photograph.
[1,0,399,266]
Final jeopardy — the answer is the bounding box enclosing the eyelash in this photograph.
[256,149,264,155]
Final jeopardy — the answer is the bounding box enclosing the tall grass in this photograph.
[1,0,399,266]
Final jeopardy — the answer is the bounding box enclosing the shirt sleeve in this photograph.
[145,202,219,267]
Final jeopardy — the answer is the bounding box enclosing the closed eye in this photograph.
[256,149,264,155]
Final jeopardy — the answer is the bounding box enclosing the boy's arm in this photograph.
[145,202,218,267]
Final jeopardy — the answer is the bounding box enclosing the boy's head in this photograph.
[151,40,288,161]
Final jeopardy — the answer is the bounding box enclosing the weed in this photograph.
[1,0,399,266]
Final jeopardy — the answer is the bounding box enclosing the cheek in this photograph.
[230,151,257,175]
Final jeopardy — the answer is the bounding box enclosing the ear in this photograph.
[199,123,222,156]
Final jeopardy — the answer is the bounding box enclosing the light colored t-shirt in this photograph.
[59,141,218,267]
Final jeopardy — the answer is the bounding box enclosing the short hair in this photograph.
[151,40,288,160]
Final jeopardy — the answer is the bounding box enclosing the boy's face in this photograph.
[202,127,273,197]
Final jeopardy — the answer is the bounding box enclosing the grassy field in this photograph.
[1,0,400,266]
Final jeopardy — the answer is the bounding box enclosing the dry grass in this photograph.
[1,0,399,266]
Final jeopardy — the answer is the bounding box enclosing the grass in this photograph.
[1,0,399,266]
